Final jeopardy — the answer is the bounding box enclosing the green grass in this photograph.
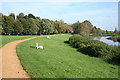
[89,34,117,37]
[17,34,118,78]
[110,35,120,39]
[0,35,34,48]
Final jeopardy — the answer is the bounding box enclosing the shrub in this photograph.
[68,35,120,63]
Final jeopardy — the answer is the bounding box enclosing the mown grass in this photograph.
[17,34,118,78]
[0,35,34,48]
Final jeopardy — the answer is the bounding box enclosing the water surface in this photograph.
[90,36,120,46]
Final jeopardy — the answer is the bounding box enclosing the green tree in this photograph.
[9,13,15,19]
[114,27,118,34]
[13,20,23,35]
[91,27,97,34]
[20,19,30,34]
[72,21,91,37]
[28,13,36,19]
[28,18,39,35]
[41,19,54,35]
[34,18,42,35]
[72,21,81,34]
[2,16,14,35]
[57,20,67,34]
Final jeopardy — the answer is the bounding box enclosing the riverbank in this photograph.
[107,35,120,42]
[89,34,117,37]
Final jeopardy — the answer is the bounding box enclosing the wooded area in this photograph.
[0,12,119,36]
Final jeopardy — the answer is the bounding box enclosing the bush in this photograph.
[68,35,120,63]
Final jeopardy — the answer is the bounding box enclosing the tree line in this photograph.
[2,13,72,35]
[0,12,119,36]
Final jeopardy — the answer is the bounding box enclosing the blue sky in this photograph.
[1,2,118,31]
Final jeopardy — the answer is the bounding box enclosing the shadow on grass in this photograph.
[106,57,120,65]
[64,41,75,49]
[64,40,120,66]
[30,46,36,48]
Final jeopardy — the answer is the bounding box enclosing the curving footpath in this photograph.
[1,37,37,79]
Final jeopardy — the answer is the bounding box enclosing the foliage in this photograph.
[13,20,23,34]
[9,13,15,19]
[72,21,91,37]
[91,26,104,35]
[28,18,39,34]
[114,27,118,34]
[41,19,54,35]
[28,13,36,19]
[20,19,30,34]
[2,12,116,35]
[2,16,15,35]
[19,12,24,18]
[69,35,120,63]
[2,13,71,35]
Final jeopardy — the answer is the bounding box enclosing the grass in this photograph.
[0,35,34,48]
[110,35,120,39]
[16,34,118,78]
[89,34,117,37]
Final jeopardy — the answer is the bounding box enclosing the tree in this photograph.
[114,27,118,34]
[54,29,58,34]
[34,18,42,35]
[19,12,24,18]
[119,31,120,34]
[2,16,14,35]
[72,21,91,37]
[83,20,93,28]
[28,13,36,19]
[13,20,23,35]
[79,22,91,36]
[41,19,54,35]
[9,13,15,19]
[72,21,81,34]
[28,18,39,35]
[57,20,67,34]
[91,27,97,34]
[24,15,29,19]
[20,19,30,34]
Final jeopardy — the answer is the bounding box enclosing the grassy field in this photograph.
[0,35,35,48]
[16,34,118,78]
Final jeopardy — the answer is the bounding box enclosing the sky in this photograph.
[1,1,119,31]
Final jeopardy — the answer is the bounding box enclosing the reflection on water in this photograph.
[90,36,120,47]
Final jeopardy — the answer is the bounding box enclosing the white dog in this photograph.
[36,42,44,50]
[47,36,51,39]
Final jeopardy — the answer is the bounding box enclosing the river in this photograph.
[90,36,120,47]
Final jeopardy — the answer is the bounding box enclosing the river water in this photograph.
[90,36,120,47]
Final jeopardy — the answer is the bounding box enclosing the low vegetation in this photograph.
[17,34,118,78]
[0,35,33,47]
[68,34,120,64]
